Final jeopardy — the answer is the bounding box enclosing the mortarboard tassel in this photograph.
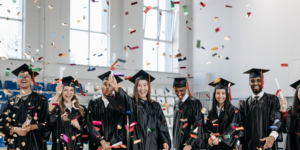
[261,70,264,89]
[32,72,38,86]
[186,78,192,97]
[78,83,86,96]
[228,83,232,101]
[149,75,151,93]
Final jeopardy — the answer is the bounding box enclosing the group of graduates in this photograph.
[0,63,299,150]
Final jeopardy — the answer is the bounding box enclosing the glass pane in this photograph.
[90,0,108,32]
[159,0,172,10]
[144,0,158,7]
[70,0,89,30]
[143,40,157,71]
[158,42,172,72]
[89,33,108,67]
[0,0,23,19]
[144,9,157,39]
[0,19,22,59]
[70,30,89,65]
[159,11,172,41]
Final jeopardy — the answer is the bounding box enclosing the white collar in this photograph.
[64,103,76,112]
[180,92,189,104]
[252,91,264,100]
[216,105,224,116]
[102,96,109,108]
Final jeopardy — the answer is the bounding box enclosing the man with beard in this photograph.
[239,69,282,150]
[86,71,126,150]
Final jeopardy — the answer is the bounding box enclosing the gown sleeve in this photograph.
[0,101,12,136]
[86,100,102,145]
[36,95,49,135]
[185,100,206,146]
[79,105,89,144]
[282,108,292,133]
[107,88,133,114]
[156,103,171,148]
[219,106,241,148]
[269,96,282,134]
[238,100,247,145]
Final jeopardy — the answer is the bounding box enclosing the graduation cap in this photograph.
[128,70,155,93]
[290,79,300,89]
[11,63,39,86]
[55,76,86,96]
[244,68,269,89]
[98,71,123,84]
[208,78,235,101]
[168,77,193,97]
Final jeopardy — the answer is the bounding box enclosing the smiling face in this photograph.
[215,89,226,105]
[137,80,148,100]
[102,80,113,97]
[250,77,262,94]
[298,88,300,100]
[62,86,75,102]
[17,72,32,89]
[174,86,187,100]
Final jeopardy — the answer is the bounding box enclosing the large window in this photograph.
[143,0,174,72]
[70,0,109,66]
[0,0,23,59]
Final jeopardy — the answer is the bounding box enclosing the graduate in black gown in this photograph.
[107,70,171,150]
[205,78,242,150]
[48,76,89,150]
[0,64,49,150]
[169,77,206,150]
[279,80,300,150]
[239,69,282,150]
[86,71,127,150]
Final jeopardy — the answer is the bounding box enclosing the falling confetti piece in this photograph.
[93,121,102,125]
[213,123,218,127]
[48,5,53,10]
[182,123,188,129]
[180,118,188,122]
[87,66,95,71]
[236,126,244,131]
[225,5,232,8]
[59,53,67,57]
[224,36,230,40]
[212,133,220,136]
[246,12,252,18]
[200,2,206,7]
[187,26,192,30]
[223,135,230,138]
[269,126,277,129]
[190,134,197,139]
[131,2,138,5]
[196,40,201,48]
[130,29,136,34]
[5,68,10,76]
[133,139,141,144]
[280,63,288,67]
[215,17,219,21]
[212,53,217,57]
[147,128,155,132]
[144,6,152,14]
[246,3,250,7]
[63,134,70,143]
[215,27,220,33]
[211,47,218,51]
[125,11,129,15]
[62,23,68,26]
[225,57,229,60]
[130,46,139,50]
[114,73,125,77]
[201,108,207,114]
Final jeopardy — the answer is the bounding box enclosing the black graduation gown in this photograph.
[0,92,49,150]
[239,92,282,150]
[172,96,206,150]
[282,106,300,150]
[48,105,89,150]
[107,88,171,150]
[86,97,126,150]
[205,104,242,150]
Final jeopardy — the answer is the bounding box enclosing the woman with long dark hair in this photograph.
[48,76,89,150]
[205,78,242,150]
[280,80,300,150]
[107,70,171,150]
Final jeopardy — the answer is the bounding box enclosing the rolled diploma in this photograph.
[275,78,284,100]
[58,67,64,93]
[111,53,116,81]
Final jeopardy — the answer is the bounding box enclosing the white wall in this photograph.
[192,0,300,98]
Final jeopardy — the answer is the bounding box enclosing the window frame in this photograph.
[69,0,110,67]
[0,0,24,59]
[143,0,175,72]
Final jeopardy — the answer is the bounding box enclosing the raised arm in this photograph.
[49,83,63,112]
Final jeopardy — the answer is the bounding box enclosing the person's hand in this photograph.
[22,126,31,132]
[279,97,287,112]
[56,83,63,95]
[14,127,28,136]
[162,143,169,150]
[71,119,80,131]
[183,145,192,150]
[212,137,219,145]
[208,139,213,147]
[100,140,111,150]
[260,136,275,149]
[108,75,118,92]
